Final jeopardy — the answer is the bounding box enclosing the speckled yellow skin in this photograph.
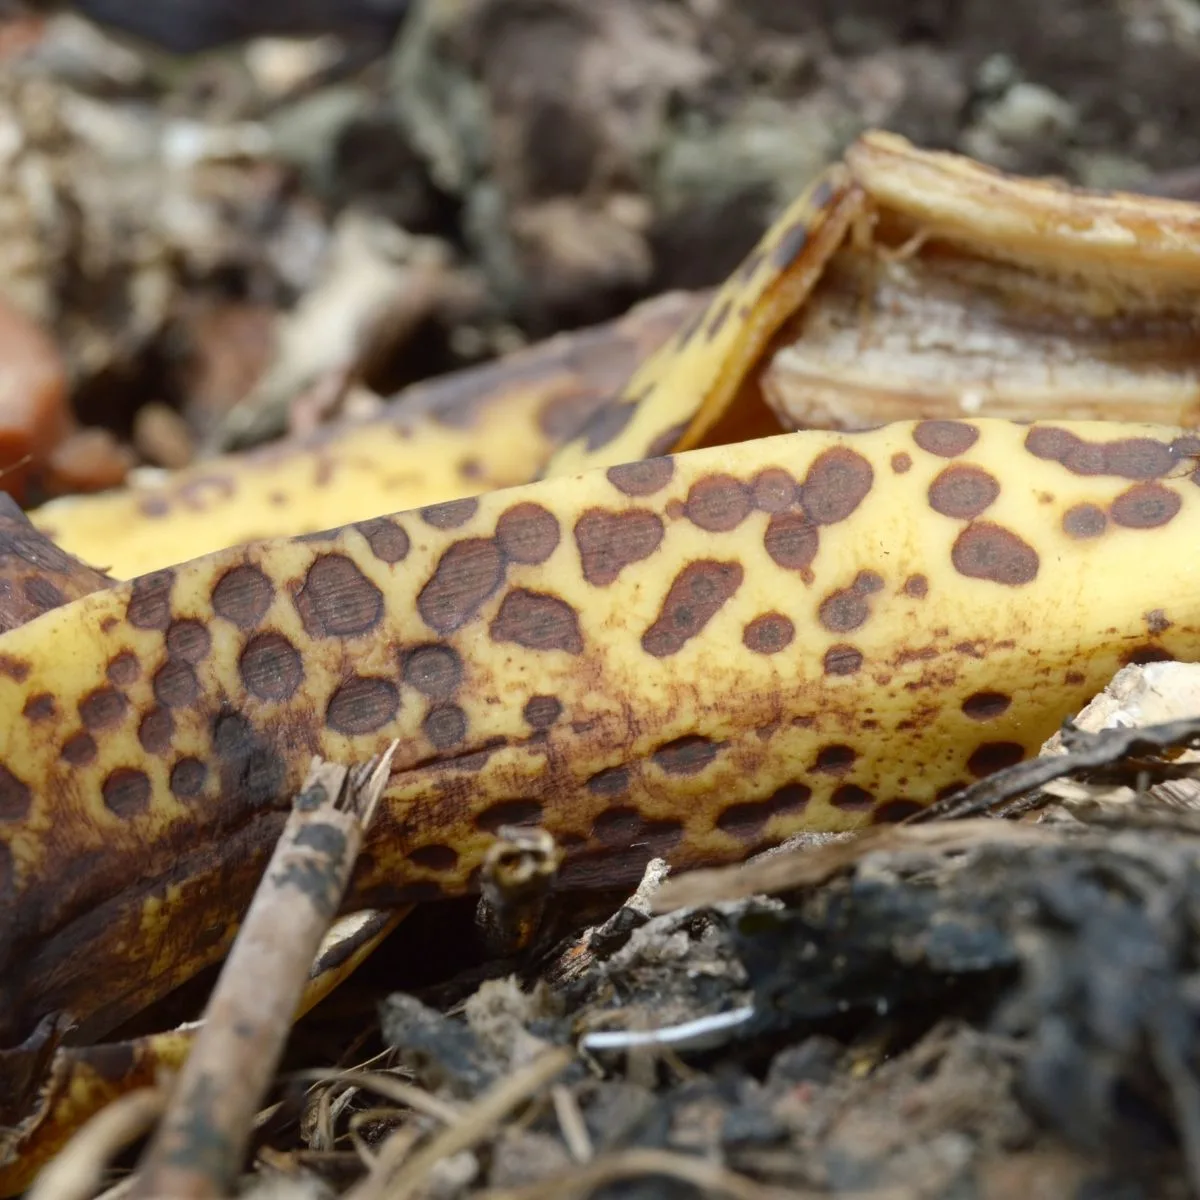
[542,164,863,476]
[4,134,1200,1197]
[30,291,702,579]
[3,416,1200,1049]
[28,165,857,580]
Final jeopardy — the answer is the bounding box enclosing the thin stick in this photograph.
[550,1085,593,1163]
[129,745,397,1200]
[293,1068,463,1126]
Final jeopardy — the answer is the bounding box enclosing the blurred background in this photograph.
[1,0,1198,505]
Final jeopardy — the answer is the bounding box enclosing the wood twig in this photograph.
[128,744,397,1199]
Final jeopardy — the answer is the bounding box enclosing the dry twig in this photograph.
[128,745,397,1199]
[651,820,1059,911]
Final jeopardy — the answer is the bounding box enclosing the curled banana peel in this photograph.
[37,131,1200,579]
[31,290,705,581]
[0,908,406,1197]
[0,504,409,1194]
[540,162,864,475]
[762,132,1200,432]
[0,495,114,630]
[5,131,1200,1193]
[5,419,1200,1192]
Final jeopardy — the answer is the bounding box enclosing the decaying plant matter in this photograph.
[6,131,1200,1196]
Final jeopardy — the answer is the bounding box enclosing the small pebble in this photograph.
[0,297,72,503]
[133,402,196,469]
[46,427,134,494]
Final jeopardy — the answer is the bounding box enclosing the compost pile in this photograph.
[4,3,1200,1198]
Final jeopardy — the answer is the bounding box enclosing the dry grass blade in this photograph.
[550,1085,592,1163]
[651,820,1059,911]
[345,1046,574,1200]
[293,1069,463,1126]
[25,1089,164,1200]
[127,744,398,1200]
[476,1146,914,1200]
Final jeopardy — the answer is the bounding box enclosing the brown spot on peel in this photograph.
[23,693,55,721]
[1025,427,1179,479]
[642,560,743,657]
[586,766,630,797]
[165,620,211,665]
[126,570,175,631]
[771,218,811,269]
[967,742,1026,777]
[928,465,1000,520]
[1063,504,1107,539]
[0,654,29,682]
[951,523,1039,586]
[61,732,97,766]
[523,694,562,730]
[0,766,32,821]
[170,758,208,799]
[607,458,674,497]
[325,676,400,735]
[424,704,467,749]
[138,708,174,755]
[914,421,979,457]
[211,564,275,630]
[1110,483,1182,529]
[102,768,152,818]
[580,401,637,451]
[476,799,543,833]
[818,570,884,633]
[743,613,795,654]
[814,744,856,774]
[684,474,751,532]
[800,447,874,524]
[751,468,795,513]
[420,498,478,529]
[239,633,304,701]
[153,660,200,708]
[417,539,504,635]
[79,687,128,730]
[823,644,863,676]
[490,589,583,654]
[495,503,560,564]
[715,783,812,840]
[831,784,875,811]
[962,692,1012,720]
[408,844,458,871]
[764,512,818,573]
[356,517,409,564]
[402,644,463,701]
[575,509,664,587]
[295,554,383,638]
[652,735,724,775]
